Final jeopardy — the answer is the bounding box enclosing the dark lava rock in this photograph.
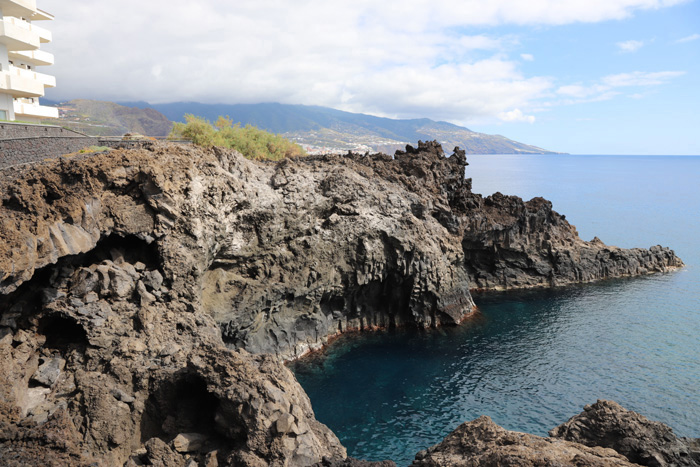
[550,400,700,467]
[0,142,686,466]
[411,415,636,466]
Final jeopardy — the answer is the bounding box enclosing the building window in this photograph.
[0,110,7,120]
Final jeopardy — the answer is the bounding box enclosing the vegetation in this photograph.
[169,115,306,161]
[80,146,112,153]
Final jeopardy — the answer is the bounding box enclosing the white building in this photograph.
[0,0,57,122]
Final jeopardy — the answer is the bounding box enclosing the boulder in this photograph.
[412,415,637,466]
[30,357,65,388]
[550,400,700,467]
[172,432,208,453]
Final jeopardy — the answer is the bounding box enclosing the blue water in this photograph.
[290,155,700,466]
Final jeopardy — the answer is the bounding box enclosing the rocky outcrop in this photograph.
[412,402,700,467]
[461,195,681,290]
[550,400,700,467]
[411,415,637,466]
[0,242,345,466]
[0,141,684,465]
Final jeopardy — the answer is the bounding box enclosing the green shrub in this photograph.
[79,146,112,153]
[169,115,306,161]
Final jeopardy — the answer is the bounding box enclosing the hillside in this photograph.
[42,99,559,154]
[145,102,559,154]
[42,99,173,137]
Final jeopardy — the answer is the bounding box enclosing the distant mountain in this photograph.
[43,99,559,154]
[43,99,173,137]
[143,102,559,154]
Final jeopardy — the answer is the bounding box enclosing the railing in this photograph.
[8,64,55,87]
[13,100,58,118]
[3,16,50,42]
[0,17,40,50]
[0,70,44,97]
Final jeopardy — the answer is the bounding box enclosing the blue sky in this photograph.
[42,0,699,154]
[474,2,700,154]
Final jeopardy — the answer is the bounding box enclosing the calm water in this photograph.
[290,155,700,466]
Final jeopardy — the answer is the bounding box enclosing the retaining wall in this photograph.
[0,122,87,139]
[0,122,96,169]
[0,136,100,169]
[0,123,192,169]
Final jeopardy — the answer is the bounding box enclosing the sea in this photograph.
[289,154,700,466]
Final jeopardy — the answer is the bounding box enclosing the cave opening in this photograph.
[1,233,161,333]
[38,315,88,350]
[140,373,224,445]
[349,274,416,329]
[80,233,160,270]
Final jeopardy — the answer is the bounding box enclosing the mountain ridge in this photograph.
[44,99,562,154]
[143,101,560,154]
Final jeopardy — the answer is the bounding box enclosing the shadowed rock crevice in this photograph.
[141,373,222,443]
[38,315,88,351]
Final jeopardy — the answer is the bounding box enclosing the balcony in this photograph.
[0,0,38,19]
[0,69,45,97]
[14,100,58,119]
[9,65,54,87]
[0,17,41,51]
[31,21,50,43]
[8,49,54,66]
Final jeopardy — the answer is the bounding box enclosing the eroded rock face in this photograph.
[550,400,700,467]
[461,195,681,290]
[0,242,345,466]
[0,141,684,465]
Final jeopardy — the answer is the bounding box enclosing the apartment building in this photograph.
[0,0,57,122]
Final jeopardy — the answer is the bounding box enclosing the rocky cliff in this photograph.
[0,141,684,466]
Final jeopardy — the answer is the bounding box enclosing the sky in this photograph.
[41,0,700,154]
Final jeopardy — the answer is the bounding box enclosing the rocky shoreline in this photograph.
[412,400,700,467]
[0,141,687,466]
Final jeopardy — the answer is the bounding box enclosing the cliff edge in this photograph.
[0,141,684,465]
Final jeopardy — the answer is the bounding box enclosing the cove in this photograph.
[290,275,697,465]
[290,154,700,465]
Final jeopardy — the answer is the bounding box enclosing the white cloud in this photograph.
[601,71,685,87]
[521,53,535,61]
[676,33,700,43]
[499,109,536,123]
[617,40,645,52]
[38,0,690,124]
[552,71,683,105]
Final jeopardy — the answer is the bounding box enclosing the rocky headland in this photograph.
[0,141,687,466]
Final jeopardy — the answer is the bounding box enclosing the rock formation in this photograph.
[411,401,700,467]
[550,400,700,466]
[0,141,685,466]
[411,415,637,466]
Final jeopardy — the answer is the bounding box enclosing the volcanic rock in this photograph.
[411,415,637,466]
[0,141,684,466]
[550,400,700,466]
